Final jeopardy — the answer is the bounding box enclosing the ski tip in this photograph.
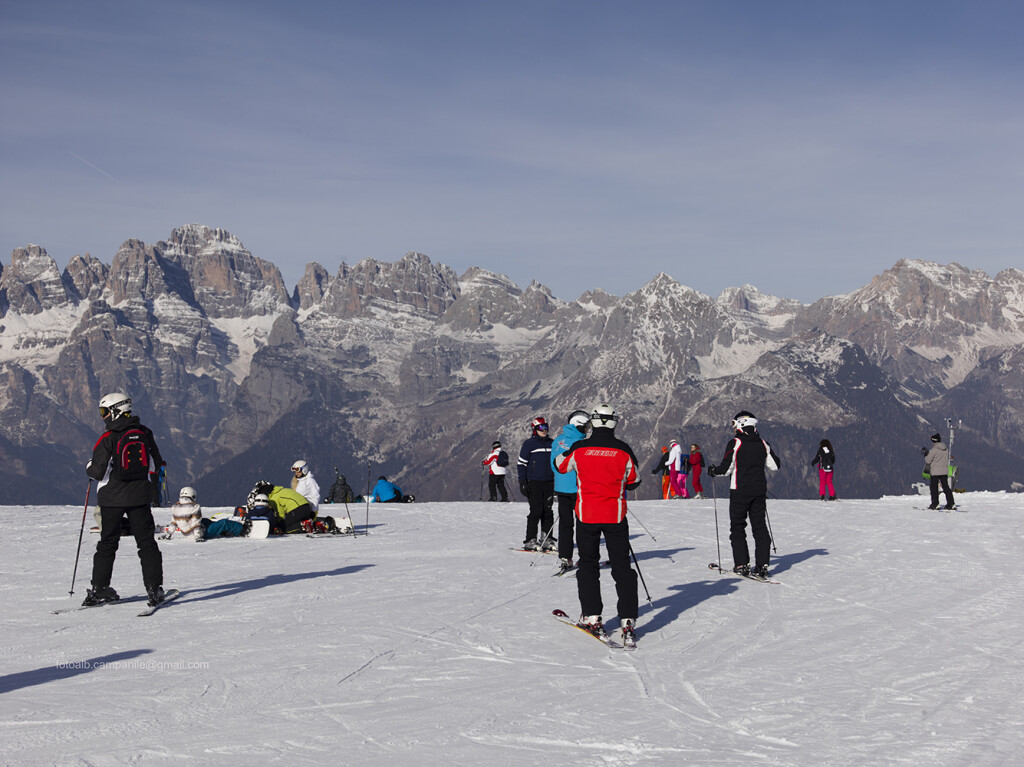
[552,609,570,618]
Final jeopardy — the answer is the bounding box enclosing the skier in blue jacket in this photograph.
[550,410,590,570]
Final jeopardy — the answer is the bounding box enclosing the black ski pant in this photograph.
[92,505,163,590]
[556,492,577,560]
[270,503,315,535]
[930,474,954,508]
[729,492,772,569]
[524,480,554,543]
[576,517,637,621]
[488,474,508,502]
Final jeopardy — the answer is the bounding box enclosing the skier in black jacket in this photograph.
[517,417,555,550]
[84,392,166,607]
[707,411,780,579]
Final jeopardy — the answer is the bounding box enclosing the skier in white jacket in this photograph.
[290,460,321,513]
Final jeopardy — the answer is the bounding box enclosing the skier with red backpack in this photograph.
[83,392,166,607]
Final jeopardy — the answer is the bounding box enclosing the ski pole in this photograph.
[627,508,657,542]
[480,466,485,501]
[628,541,653,605]
[711,476,723,573]
[365,463,371,535]
[765,505,777,553]
[530,523,556,567]
[69,479,92,596]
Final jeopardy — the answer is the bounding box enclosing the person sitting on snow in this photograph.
[248,481,315,534]
[371,476,409,503]
[290,459,321,513]
[162,486,251,540]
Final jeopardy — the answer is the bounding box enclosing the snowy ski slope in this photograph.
[1,492,1022,765]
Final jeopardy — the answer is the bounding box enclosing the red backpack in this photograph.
[112,428,150,481]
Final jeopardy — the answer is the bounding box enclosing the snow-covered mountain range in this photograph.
[1,224,1021,504]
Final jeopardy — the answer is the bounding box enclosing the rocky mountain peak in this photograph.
[2,244,74,315]
[317,251,460,319]
[159,225,290,318]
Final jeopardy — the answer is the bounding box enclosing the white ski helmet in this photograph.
[98,392,132,420]
[252,493,270,507]
[291,459,308,476]
[732,411,758,431]
[179,486,197,503]
[590,404,619,430]
[567,410,590,429]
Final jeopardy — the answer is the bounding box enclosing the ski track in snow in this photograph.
[0,494,1022,765]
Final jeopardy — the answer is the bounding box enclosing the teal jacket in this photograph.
[550,423,587,494]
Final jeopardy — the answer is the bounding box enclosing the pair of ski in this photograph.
[708,562,781,584]
[552,609,636,650]
[913,506,964,512]
[52,589,181,617]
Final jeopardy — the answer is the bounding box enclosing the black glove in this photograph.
[707,465,719,477]
[519,480,529,496]
[920,447,928,456]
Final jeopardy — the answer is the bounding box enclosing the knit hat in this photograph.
[492,441,501,449]
[930,433,941,443]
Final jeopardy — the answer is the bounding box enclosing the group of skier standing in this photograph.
[495,405,785,645]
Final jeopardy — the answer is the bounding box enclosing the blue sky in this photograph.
[2,1,1021,303]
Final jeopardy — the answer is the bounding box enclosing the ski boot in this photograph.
[577,615,609,642]
[541,536,557,552]
[81,585,120,607]
[522,539,541,551]
[621,618,637,648]
[751,564,770,580]
[146,585,166,607]
[732,564,750,577]
[557,558,574,575]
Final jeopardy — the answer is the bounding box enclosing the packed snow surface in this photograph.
[2,492,1022,766]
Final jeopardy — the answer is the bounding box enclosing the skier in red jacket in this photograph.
[554,404,641,646]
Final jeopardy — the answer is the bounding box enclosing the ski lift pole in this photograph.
[69,479,93,596]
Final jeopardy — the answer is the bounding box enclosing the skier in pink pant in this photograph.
[811,439,836,500]
[667,440,689,498]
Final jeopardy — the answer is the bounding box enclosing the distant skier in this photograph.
[923,433,956,510]
[517,417,555,551]
[554,404,641,647]
[811,439,837,500]
[84,392,167,607]
[290,459,321,513]
[482,441,510,502]
[667,439,690,499]
[650,446,675,499]
[549,410,590,571]
[707,411,781,579]
[688,443,706,499]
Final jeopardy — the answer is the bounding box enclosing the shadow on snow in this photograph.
[178,565,374,605]
[0,649,155,694]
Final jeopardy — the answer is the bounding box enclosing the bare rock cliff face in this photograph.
[0,226,1021,504]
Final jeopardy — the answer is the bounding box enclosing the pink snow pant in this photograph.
[818,468,835,498]
[669,468,689,498]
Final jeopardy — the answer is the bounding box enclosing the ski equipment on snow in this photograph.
[552,609,623,648]
[137,588,180,616]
